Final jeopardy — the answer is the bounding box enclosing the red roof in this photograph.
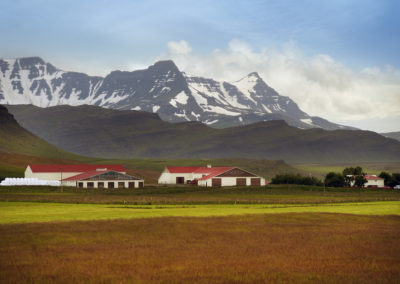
[364,175,384,180]
[198,167,234,180]
[62,170,108,181]
[165,166,234,180]
[166,167,204,173]
[29,164,125,173]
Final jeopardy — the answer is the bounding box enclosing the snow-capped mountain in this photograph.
[0,56,352,130]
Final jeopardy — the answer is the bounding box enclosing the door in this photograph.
[212,178,221,187]
[176,177,185,184]
[87,182,94,188]
[251,178,261,186]
[98,182,104,188]
[128,182,135,188]
[118,182,125,188]
[139,182,144,188]
[108,182,115,189]
[78,182,83,188]
[236,178,246,186]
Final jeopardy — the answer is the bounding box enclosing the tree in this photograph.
[343,175,354,187]
[325,172,345,187]
[391,173,400,187]
[354,166,363,175]
[354,175,367,187]
[343,166,364,176]
[379,171,392,186]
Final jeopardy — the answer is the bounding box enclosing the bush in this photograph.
[271,174,322,186]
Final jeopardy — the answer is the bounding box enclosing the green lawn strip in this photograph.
[0,201,399,224]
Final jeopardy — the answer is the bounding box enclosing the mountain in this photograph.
[0,105,78,159]
[380,132,400,142]
[6,105,400,163]
[0,57,353,130]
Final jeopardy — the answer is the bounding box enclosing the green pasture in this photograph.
[1,201,399,224]
[294,162,400,178]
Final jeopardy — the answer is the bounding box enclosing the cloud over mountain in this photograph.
[157,39,400,130]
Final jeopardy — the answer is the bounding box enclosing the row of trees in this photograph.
[379,172,400,188]
[271,166,400,188]
[325,167,368,187]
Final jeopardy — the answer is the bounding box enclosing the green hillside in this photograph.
[6,105,400,163]
[0,105,80,159]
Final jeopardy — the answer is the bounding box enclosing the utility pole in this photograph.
[60,167,63,193]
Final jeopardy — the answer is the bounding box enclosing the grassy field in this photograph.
[1,201,399,224]
[1,185,400,205]
[1,185,400,282]
[295,162,400,178]
[1,213,399,283]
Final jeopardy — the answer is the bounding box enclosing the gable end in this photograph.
[216,168,257,177]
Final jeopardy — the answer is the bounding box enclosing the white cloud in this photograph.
[156,39,400,129]
[167,40,192,55]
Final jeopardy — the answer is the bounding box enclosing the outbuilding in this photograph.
[158,165,265,187]
[25,164,126,181]
[61,169,144,189]
[349,174,385,188]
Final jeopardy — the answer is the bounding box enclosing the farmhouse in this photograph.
[25,164,144,188]
[364,175,385,187]
[158,165,265,187]
[349,175,385,188]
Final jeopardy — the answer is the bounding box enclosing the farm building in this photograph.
[24,164,144,188]
[349,175,385,188]
[25,164,126,181]
[158,165,265,187]
[61,170,144,188]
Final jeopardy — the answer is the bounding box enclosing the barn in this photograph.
[25,164,126,181]
[158,165,265,187]
[61,170,144,189]
[24,164,144,188]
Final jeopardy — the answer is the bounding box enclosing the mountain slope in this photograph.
[6,105,400,163]
[0,57,352,130]
[0,105,79,159]
[380,132,400,142]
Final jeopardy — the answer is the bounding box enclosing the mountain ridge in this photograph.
[0,56,354,130]
[5,104,399,163]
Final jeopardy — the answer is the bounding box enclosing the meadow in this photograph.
[1,213,399,283]
[1,185,400,283]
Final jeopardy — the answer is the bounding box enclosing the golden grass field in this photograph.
[1,213,399,283]
[0,185,399,283]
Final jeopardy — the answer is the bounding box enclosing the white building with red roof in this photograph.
[158,165,265,187]
[25,164,144,188]
[350,175,385,188]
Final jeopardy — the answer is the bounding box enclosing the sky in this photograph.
[1,0,399,132]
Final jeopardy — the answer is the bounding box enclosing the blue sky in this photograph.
[1,0,399,131]
[1,0,399,71]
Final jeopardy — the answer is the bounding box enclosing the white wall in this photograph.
[198,177,266,187]
[25,167,82,181]
[366,179,384,187]
[158,172,194,184]
[72,180,144,189]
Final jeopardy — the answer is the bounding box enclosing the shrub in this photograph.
[271,174,322,186]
